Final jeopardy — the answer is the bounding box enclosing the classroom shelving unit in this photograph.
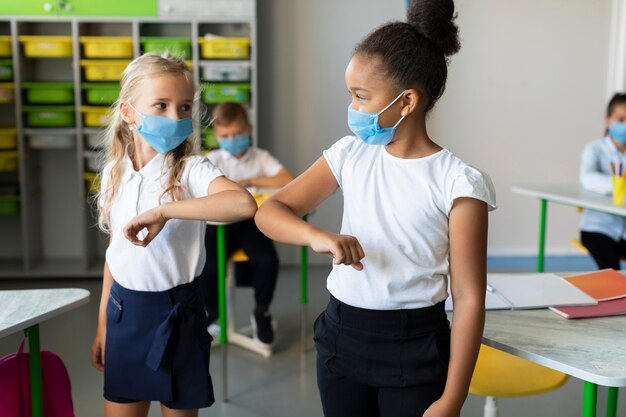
[0,0,257,277]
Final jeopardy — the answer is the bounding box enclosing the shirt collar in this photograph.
[121,153,166,182]
[221,147,252,162]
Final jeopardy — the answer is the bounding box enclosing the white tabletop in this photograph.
[0,288,90,338]
[512,184,626,217]
[482,302,626,387]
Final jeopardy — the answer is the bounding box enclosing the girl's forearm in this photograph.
[161,190,257,223]
[255,200,320,246]
[246,172,294,188]
[97,262,114,332]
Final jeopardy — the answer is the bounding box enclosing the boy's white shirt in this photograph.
[206,147,284,184]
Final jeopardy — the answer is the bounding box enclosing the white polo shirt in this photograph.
[101,153,223,291]
[323,136,497,310]
[207,147,283,183]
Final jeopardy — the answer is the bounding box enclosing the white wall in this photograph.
[257,0,613,264]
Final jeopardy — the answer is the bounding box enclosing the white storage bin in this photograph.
[200,63,250,81]
[28,133,74,149]
[85,131,105,149]
[84,150,105,172]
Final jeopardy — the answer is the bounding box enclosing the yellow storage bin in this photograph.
[0,128,16,149]
[80,36,133,59]
[0,36,12,57]
[81,60,130,81]
[81,106,111,127]
[0,82,13,103]
[0,150,17,171]
[199,36,250,59]
[84,171,101,194]
[19,36,73,58]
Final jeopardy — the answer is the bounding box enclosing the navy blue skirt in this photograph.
[104,279,214,409]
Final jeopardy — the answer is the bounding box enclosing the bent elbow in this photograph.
[241,193,258,218]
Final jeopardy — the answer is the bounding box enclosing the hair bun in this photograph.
[407,0,460,56]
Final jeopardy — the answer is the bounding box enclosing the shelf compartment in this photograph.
[0,195,19,215]
[82,82,120,105]
[198,36,250,59]
[0,82,13,103]
[19,36,73,58]
[84,171,100,194]
[22,105,76,127]
[199,61,250,82]
[80,36,133,59]
[0,128,16,149]
[202,82,250,104]
[81,60,130,81]
[0,150,17,171]
[22,81,74,104]
[140,36,191,59]
[0,59,12,81]
[27,131,75,149]
[0,36,11,57]
[81,105,111,127]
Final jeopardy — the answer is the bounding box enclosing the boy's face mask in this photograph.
[609,122,626,145]
[347,90,407,146]
[127,102,193,154]
[218,134,251,155]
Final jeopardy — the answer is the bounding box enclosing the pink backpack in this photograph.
[0,338,75,417]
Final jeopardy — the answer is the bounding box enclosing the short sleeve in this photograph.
[186,156,224,198]
[446,165,497,214]
[322,136,359,188]
[98,162,113,208]
[258,149,284,177]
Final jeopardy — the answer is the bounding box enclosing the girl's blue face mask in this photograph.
[609,122,626,145]
[347,90,407,146]
[219,134,251,156]
[128,102,193,154]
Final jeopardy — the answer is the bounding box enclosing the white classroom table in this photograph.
[0,288,90,417]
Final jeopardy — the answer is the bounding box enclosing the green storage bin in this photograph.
[22,105,75,127]
[140,37,192,59]
[82,83,120,105]
[202,128,218,149]
[202,83,250,104]
[0,59,12,81]
[0,195,19,215]
[22,82,74,104]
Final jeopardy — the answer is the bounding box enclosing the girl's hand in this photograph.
[309,229,365,270]
[91,327,106,372]
[123,206,168,247]
[422,398,461,417]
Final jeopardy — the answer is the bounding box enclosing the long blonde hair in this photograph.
[96,53,203,232]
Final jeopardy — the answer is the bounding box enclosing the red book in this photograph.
[562,269,626,301]
[549,298,626,319]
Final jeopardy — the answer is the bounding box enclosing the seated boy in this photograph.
[200,102,294,345]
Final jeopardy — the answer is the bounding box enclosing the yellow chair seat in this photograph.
[470,345,568,397]
[230,248,249,263]
[570,239,589,255]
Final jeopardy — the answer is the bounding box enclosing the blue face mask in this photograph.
[219,134,251,156]
[347,90,407,145]
[128,102,193,154]
[609,122,626,145]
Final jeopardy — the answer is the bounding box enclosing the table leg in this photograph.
[26,325,43,417]
[606,387,618,417]
[216,224,228,402]
[583,381,598,417]
[537,199,547,273]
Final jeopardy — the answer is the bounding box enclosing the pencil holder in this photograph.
[612,176,626,206]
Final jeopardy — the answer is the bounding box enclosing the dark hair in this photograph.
[212,102,250,127]
[606,93,626,117]
[354,0,460,113]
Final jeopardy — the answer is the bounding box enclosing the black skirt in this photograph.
[104,279,214,409]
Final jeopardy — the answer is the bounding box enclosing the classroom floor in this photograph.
[1,265,625,417]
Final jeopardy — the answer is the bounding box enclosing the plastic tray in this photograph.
[22,82,74,104]
[202,82,250,104]
[202,127,218,149]
[0,195,19,215]
[85,131,105,149]
[0,150,18,171]
[0,59,12,81]
[0,128,17,149]
[199,36,250,59]
[200,63,250,81]
[0,82,13,103]
[81,60,130,81]
[140,37,192,59]
[81,106,111,127]
[82,82,120,105]
[83,171,101,194]
[0,36,12,58]
[22,105,75,127]
[28,133,74,149]
[80,36,133,59]
[19,36,73,58]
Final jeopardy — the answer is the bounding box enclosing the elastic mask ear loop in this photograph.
[126,101,141,131]
[374,89,408,117]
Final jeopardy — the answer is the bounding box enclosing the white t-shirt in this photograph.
[207,147,283,183]
[101,153,223,291]
[323,136,497,310]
